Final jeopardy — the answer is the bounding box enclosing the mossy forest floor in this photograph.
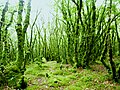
[14,61,119,90]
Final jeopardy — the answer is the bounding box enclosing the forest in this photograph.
[0,0,120,89]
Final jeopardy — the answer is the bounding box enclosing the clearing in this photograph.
[24,61,120,90]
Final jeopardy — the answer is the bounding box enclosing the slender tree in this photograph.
[16,0,31,69]
[0,1,8,64]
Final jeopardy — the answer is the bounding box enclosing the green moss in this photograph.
[68,68,77,73]
[53,70,64,75]
[27,85,41,90]
[24,61,120,90]
[65,86,82,90]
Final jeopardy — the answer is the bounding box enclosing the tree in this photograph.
[16,0,31,70]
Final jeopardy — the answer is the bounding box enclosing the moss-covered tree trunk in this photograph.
[74,0,82,67]
[15,0,31,89]
[0,1,8,64]
[108,0,117,82]
[115,20,120,56]
[16,0,24,68]
[16,0,31,69]
[4,11,15,63]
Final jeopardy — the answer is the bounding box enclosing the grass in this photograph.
[24,61,120,90]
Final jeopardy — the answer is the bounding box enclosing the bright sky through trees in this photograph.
[0,0,104,24]
[0,0,104,38]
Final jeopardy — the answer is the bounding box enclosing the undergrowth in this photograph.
[24,61,120,90]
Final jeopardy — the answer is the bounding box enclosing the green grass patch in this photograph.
[23,61,120,90]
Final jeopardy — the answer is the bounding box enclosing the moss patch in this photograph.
[23,61,120,90]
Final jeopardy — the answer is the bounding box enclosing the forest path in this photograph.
[25,61,120,90]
